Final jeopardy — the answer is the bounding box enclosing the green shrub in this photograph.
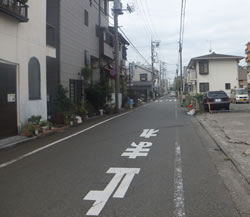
[85,81,112,110]
[54,85,74,113]
[21,123,34,137]
[40,120,50,127]
[75,101,88,117]
[28,115,41,125]
[103,104,114,114]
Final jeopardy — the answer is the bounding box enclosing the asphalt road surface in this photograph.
[0,97,240,217]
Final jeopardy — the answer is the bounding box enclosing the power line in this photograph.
[134,0,154,39]
[119,27,151,65]
[144,0,158,39]
[91,1,151,65]
[138,0,155,37]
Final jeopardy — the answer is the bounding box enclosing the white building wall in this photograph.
[133,66,152,81]
[197,60,239,95]
[0,0,47,127]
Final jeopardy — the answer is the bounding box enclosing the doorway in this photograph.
[0,63,17,139]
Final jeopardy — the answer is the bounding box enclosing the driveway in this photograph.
[230,102,250,111]
[197,111,250,184]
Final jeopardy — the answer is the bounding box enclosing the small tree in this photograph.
[85,80,112,110]
[52,85,74,123]
[81,67,92,86]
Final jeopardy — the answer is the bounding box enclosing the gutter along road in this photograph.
[0,97,240,217]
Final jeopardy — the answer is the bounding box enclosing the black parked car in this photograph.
[202,91,230,111]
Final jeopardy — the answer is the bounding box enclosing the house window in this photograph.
[140,74,148,81]
[199,82,209,92]
[199,61,209,74]
[103,0,108,15]
[28,57,41,100]
[84,10,88,26]
[225,83,231,90]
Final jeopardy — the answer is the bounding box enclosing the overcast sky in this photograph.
[110,0,250,80]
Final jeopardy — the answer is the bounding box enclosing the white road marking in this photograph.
[83,167,140,216]
[121,142,152,159]
[155,100,159,102]
[174,142,186,217]
[174,99,177,102]
[0,112,129,169]
[160,100,163,102]
[140,129,159,138]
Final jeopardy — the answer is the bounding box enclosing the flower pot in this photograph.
[34,129,39,135]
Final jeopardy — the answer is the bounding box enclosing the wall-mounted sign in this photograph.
[110,70,115,76]
[8,94,16,102]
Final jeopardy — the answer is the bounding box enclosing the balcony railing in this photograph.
[0,0,28,22]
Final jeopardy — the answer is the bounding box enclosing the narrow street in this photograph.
[0,98,240,217]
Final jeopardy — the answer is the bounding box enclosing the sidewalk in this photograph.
[0,107,133,150]
[0,136,33,149]
[197,112,250,184]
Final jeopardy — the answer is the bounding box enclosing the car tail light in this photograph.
[226,98,230,102]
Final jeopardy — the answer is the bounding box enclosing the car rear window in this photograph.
[208,91,227,98]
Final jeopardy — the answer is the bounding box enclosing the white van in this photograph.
[230,88,249,103]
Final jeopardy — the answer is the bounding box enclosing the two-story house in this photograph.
[0,0,51,139]
[46,0,129,113]
[128,63,153,101]
[187,52,244,96]
[46,0,112,111]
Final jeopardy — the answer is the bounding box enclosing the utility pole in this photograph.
[179,42,183,95]
[151,40,160,100]
[151,40,155,100]
[179,0,186,104]
[113,0,123,113]
[98,0,101,69]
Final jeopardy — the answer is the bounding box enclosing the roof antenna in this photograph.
[209,40,212,53]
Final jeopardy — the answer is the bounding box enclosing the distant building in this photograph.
[187,52,244,95]
[238,66,248,88]
[128,64,153,101]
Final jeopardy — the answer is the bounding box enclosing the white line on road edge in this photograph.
[0,112,129,169]
[174,141,186,217]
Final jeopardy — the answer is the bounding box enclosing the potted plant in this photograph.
[40,120,51,132]
[20,123,34,137]
[28,115,42,135]
[75,101,88,120]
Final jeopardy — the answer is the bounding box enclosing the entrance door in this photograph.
[69,79,83,104]
[0,63,17,139]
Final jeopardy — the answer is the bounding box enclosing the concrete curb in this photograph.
[197,118,250,185]
[0,137,35,150]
